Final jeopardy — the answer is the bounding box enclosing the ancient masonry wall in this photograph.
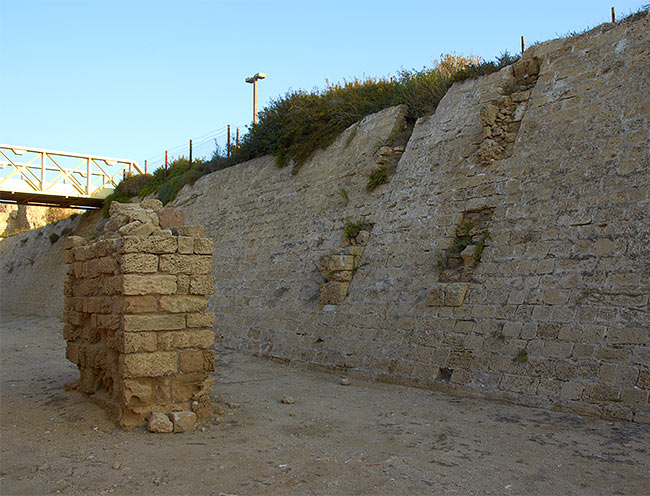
[172,14,649,424]
[62,200,216,431]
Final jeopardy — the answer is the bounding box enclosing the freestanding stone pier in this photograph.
[62,200,216,430]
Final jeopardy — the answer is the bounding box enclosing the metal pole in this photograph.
[165,150,168,178]
[236,128,239,148]
[227,124,231,157]
[521,36,525,55]
[145,160,147,175]
[86,158,91,194]
[189,139,193,165]
[253,80,258,125]
[611,7,615,22]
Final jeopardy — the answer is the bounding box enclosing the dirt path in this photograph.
[1,314,649,495]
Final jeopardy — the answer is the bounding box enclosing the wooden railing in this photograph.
[0,144,143,207]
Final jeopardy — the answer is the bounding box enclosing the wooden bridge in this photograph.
[0,144,143,208]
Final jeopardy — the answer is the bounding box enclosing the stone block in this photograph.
[170,411,196,433]
[186,313,215,328]
[319,281,349,305]
[159,295,208,313]
[171,373,213,402]
[638,370,650,389]
[141,199,163,210]
[66,342,79,364]
[189,275,216,295]
[607,327,647,345]
[64,236,86,250]
[157,330,215,350]
[444,283,468,307]
[123,313,186,332]
[328,255,355,272]
[121,332,158,353]
[148,413,173,433]
[120,253,159,273]
[119,221,155,237]
[177,236,194,254]
[194,238,213,255]
[180,350,215,373]
[121,236,177,254]
[159,254,212,274]
[157,208,184,229]
[116,295,159,314]
[583,384,620,402]
[327,270,353,282]
[122,274,177,295]
[120,351,178,378]
[621,388,648,406]
[427,287,445,306]
[173,226,205,237]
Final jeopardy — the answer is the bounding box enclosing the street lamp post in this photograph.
[245,72,266,125]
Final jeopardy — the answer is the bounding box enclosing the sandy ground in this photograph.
[1,314,649,496]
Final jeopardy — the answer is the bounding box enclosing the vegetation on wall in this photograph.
[105,51,520,208]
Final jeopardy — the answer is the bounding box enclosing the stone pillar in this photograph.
[62,200,216,430]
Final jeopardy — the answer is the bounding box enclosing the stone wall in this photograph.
[62,201,216,430]
[171,14,649,424]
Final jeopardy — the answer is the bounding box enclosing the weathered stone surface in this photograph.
[122,274,177,295]
[119,254,159,273]
[120,351,178,378]
[170,411,196,433]
[159,295,208,313]
[159,254,212,274]
[148,413,173,433]
[123,313,186,332]
[157,208,184,229]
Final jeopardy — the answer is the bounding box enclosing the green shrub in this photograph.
[366,166,388,191]
[230,52,519,173]
[343,218,372,240]
[117,173,152,196]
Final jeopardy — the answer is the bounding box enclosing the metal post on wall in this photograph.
[521,36,525,55]
[189,139,193,165]
[144,160,147,175]
[236,127,240,149]
[165,150,168,178]
[227,125,231,158]
[611,7,616,22]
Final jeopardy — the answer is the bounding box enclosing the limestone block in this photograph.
[193,238,213,255]
[173,226,205,237]
[355,230,370,246]
[121,332,158,353]
[320,281,350,305]
[179,350,215,373]
[120,351,178,378]
[171,373,214,402]
[121,235,177,254]
[64,236,86,250]
[191,396,214,419]
[123,313,186,332]
[115,295,159,314]
[148,413,173,433]
[439,283,469,307]
[176,274,190,294]
[427,287,445,306]
[583,384,621,402]
[141,199,163,210]
[120,254,159,273]
[122,274,177,295]
[189,275,216,295]
[157,330,215,350]
[460,245,477,269]
[159,295,208,313]
[606,327,647,345]
[122,378,158,406]
[186,313,216,328]
[159,254,212,274]
[328,255,355,272]
[170,411,196,433]
[327,270,353,282]
[66,342,80,364]
[95,314,121,331]
[177,236,194,254]
[119,221,156,237]
[157,208,185,229]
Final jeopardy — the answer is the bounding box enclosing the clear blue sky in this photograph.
[1,0,644,170]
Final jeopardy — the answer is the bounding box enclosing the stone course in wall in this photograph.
[62,200,216,430]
